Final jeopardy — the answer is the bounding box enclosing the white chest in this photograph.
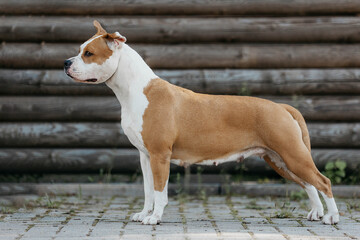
[103,44,158,155]
[121,109,148,153]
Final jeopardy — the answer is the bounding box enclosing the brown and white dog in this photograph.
[64,21,339,225]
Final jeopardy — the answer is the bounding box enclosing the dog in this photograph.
[64,20,339,225]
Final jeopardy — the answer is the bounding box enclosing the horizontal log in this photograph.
[1,183,359,198]
[0,148,358,174]
[0,69,112,95]
[2,69,360,95]
[0,149,140,174]
[0,97,121,121]
[0,123,358,148]
[1,0,360,15]
[2,43,360,69]
[3,16,360,43]
[307,123,360,148]
[0,123,132,148]
[201,69,360,95]
[1,96,359,121]
[269,96,360,121]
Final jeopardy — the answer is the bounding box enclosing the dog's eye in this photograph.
[84,51,93,57]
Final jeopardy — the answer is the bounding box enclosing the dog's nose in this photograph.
[64,59,72,69]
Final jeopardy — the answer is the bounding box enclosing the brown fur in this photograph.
[80,21,126,65]
[263,155,304,187]
[281,103,311,151]
[81,37,113,65]
[142,78,333,198]
[94,20,107,35]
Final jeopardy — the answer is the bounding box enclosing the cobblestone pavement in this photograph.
[0,194,359,240]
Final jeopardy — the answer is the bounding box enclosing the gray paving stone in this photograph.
[0,194,359,239]
[277,227,314,237]
[270,218,301,226]
[21,238,54,240]
[289,237,324,240]
[56,224,92,237]
[122,235,153,240]
[39,215,67,223]
[0,231,21,240]
[156,236,185,240]
[156,223,184,233]
[311,226,347,237]
[22,226,59,237]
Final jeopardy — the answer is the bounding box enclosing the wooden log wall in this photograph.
[1,0,360,15]
[0,0,359,174]
[3,43,360,69]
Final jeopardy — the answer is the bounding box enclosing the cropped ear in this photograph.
[93,20,107,35]
[104,32,127,49]
[107,32,126,43]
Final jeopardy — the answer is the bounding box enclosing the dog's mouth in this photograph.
[65,70,72,78]
[85,78,97,82]
[64,70,97,83]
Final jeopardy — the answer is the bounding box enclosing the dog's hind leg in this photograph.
[274,104,335,223]
[275,145,339,225]
[264,154,323,221]
[304,184,324,221]
[263,155,304,187]
[132,151,154,222]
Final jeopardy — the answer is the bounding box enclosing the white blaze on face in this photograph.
[79,35,103,55]
[67,34,122,84]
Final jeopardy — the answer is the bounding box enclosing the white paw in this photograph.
[322,212,339,225]
[142,214,161,225]
[307,208,324,221]
[132,210,152,222]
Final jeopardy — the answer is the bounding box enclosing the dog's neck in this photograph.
[105,44,157,113]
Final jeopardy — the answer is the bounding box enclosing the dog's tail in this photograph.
[280,104,311,152]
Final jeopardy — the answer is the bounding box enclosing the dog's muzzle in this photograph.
[64,59,72,71]
[64,59,73,77]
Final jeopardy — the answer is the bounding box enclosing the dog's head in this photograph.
[64,20,126,84]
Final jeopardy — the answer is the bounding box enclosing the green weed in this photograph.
[289,190,307,201]
[346,200,360,214]
[175,172,183,194]
[77,185,82,201]
[42,194,61,209]
[0,206,15,214]
[245,199,265,210]
[323,160,347,184]
[237,83,251,96]
[197,167,207,200]
[273,202,295,218]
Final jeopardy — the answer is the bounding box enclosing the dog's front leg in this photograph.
[142,151,170,225]
[131,151,154,222]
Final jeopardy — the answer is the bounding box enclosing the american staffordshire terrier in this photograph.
[64,20,339,225]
